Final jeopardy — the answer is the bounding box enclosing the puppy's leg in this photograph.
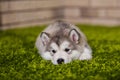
[79,45,92,60]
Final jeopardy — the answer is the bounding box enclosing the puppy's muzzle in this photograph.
[57,58,64,64]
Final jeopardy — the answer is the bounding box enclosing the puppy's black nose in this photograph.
[57,58,64,64]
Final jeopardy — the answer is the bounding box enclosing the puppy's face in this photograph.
[40,29,81,65]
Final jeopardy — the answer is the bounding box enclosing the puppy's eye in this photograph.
[65,48,70,52]
[52,50,56,53]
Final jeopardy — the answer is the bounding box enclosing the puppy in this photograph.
[35,21,92,65]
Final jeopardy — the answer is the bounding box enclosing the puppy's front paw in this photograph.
[79,47,92,60]
[79,53,92,60]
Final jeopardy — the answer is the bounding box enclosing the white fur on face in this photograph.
[61,41,80,60]
[60,41,70,50]
[52,51,71,65]
[50,43,59,50]
[50,41,72,65]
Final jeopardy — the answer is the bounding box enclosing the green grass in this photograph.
[0,25,120,80]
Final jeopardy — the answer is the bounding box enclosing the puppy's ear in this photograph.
[40,32,50,46]
[69,29,80,44]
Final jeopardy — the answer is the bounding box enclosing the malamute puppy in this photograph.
[35,21,92,65]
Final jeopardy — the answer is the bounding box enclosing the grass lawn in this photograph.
[0,24,120,80]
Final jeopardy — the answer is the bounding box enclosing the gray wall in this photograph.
[64,0,120,26]
[0,0,120,29]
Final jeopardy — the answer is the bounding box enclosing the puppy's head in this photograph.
[40,29,81,65]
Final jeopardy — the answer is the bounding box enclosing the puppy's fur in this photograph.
[35,21,92,65]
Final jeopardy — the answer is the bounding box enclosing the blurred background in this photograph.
[0,0,120,29]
